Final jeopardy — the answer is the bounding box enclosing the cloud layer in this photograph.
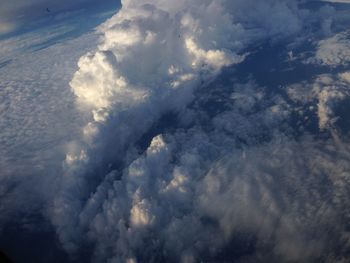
[43,0,350,262]
[1,0,350,262]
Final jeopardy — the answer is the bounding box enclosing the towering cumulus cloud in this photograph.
[55,1,248,253]
[47,0,350,262]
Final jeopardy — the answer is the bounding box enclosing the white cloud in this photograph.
[60,107,350,262]
[45,0,312,259]
[43,1,350,262]
[313,30,350,66]
[0,25,100,228]
[2,0,350,262]
[339,71,350,83]
[287,74,350,130]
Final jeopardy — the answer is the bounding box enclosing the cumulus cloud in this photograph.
[43,0,350,262]
[66,0,305,160]
[287,73,350,130]
[56,75,350,262]
[312,30,350,66]
[2,0,350,262]
[53,0,254,252]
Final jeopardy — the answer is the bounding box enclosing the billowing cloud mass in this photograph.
[43,0,350,262]
[1,0,350,262]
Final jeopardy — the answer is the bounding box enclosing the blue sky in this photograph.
[0,0,120,35]
[1,0,349,35]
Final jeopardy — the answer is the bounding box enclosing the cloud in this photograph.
[287,73,350,130]
[2,0,350,262]
[0,24,76,63]
[0,23,101,229]
[312,30,350,66]
[45,1,350,261]
[0,20,17,35]
[55,77,350,262]
[53,0,253,251]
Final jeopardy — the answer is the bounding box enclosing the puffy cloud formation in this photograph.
[2,0,350,262]
[287,73,350,130]
[97,129,350,263]
[57,73,350,262]
[42,0,350,262]
[66,0,305,160]
[313,31,350,66]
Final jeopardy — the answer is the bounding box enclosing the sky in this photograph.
[0,0,119,35]
[1,0,350,262]
[0,0,349,35]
